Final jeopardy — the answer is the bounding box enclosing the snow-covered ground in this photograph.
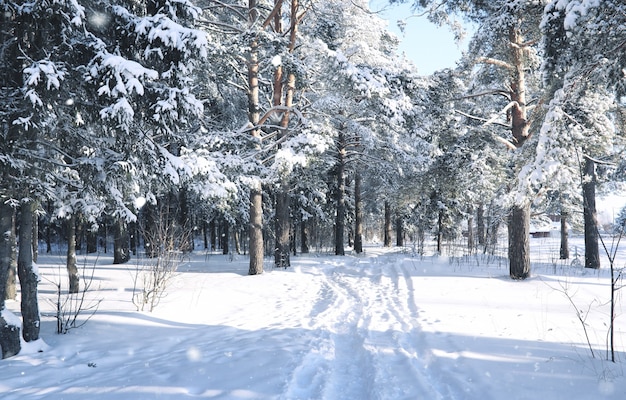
[2,235,626,399]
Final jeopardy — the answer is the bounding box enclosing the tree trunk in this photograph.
[559,211,569,260]
[383,202,392,247]
[249,185,264,275]
[86,227,97,254]
[300,219,309,254]
[396,215,404,247]
[582,157,600,269]
[45,201,52,253]
[113,218,130,264]
[274,188,291,268]
[18,200,40,342]
[354,173,363,254]
[467,207,474,252]
[234,229,242,255]
[0,200,21,358]
[508,204,530,280]
[66,215,79,294]
[6,209,16,301]
[507,24,532,278]
[477,203,485,246]
[203,220,209,250]
[102,219,108,254]
[222,218,230,255]
[32,211,38,263]
[247,0,264,275]
[436,210,443,255]
[209,219,216,251]
[335,131,346,256]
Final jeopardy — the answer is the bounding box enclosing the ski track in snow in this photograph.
[282,252,479,400]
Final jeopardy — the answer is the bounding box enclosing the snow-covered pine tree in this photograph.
[394,0,545,279]
[531,0,626,268]
[84,0,208,261]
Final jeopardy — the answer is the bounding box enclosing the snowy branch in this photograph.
[477,57,514,71]
[454,110,511,128]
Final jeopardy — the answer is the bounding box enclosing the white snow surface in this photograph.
[3,237,626,399]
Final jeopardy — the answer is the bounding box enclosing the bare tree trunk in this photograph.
[66,215,79,294]
[0,200,21,358]
[18,200,40,342]
[354,173,363,253]
[508,204,530,279]
[559,211,569,259]
[582,157,600,269]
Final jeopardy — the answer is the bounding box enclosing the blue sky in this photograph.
[369,1,468,75]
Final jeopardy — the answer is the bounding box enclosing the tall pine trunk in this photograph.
[18,200,40,342]
[507,24,532,279]
[384,201,392,247]
[66,215,79,294]
[354,173,363,253]
[249,185,264,274]
[247,0,264,275]
[508,204,530,280]
[582,157,600,269]
[335,131,346,256]
[273,0,298,269]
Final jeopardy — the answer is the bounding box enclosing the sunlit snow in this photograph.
[3,237,626,399]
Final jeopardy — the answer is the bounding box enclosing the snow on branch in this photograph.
[477,56,514,71]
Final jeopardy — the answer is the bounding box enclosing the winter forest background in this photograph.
[1,0,626,384]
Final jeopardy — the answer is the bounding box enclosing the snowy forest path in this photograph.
[282,250,475,400]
